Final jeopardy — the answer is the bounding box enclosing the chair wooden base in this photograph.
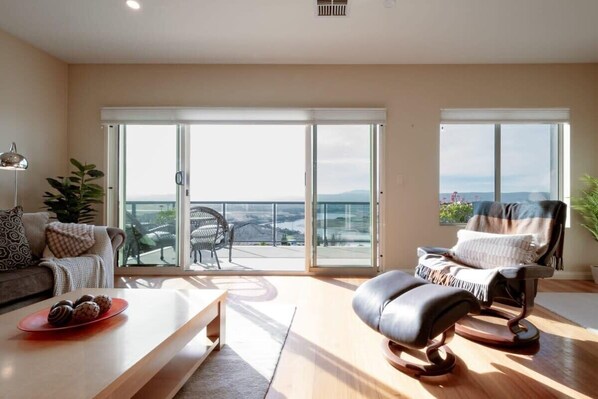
[455,308,539,347]
[381,328,456,377]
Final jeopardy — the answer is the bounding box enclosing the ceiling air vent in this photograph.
[317,0,348,17]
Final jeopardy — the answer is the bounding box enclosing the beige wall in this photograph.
[0,29,68,212]
[67,64,598,278]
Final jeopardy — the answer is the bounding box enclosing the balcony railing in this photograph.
[126,200,371,247]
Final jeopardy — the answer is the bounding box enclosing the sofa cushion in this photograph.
[0,207,33,271]
[0,264,53,306]
[22,212,50,259]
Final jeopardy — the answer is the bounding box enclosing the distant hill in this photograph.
[129,190,549,204]
[439,192,551,203]
[129,190,372,203]
[318,190,370,202]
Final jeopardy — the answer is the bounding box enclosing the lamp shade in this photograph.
[0,143,28,170]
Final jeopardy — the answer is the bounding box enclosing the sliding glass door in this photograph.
[187,125,306,271]
[108,117,382,273]
[118,125,180,267]
[311,125,378,268]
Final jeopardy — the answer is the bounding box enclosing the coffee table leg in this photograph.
[207,299,226,350]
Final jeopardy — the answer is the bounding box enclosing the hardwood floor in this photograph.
[115,276,598,399]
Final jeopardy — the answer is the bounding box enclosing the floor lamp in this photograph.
[0,142,28,208]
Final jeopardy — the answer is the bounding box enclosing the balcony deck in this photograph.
[121,245,372,271]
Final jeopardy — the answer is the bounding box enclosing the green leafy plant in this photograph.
[156,208,176,226]
[439,192,474,224]
[571,174,598,241]
[43,159,105,224]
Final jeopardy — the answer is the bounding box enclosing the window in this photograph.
[439,123,562,224]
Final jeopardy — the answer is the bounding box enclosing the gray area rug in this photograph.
[536,292,598,334]
[175,302,295,399]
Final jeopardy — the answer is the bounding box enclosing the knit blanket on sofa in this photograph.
[40,227,113,295]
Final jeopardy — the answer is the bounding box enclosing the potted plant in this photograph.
[571,174,598,283]
[43,159,105,224]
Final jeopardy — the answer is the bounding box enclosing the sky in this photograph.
[124,124,371,202]
[439,124,555,194]
[123,123,556,203]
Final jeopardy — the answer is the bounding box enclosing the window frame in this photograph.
[439,122,565,226]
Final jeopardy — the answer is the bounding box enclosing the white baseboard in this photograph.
[552,270,593,280]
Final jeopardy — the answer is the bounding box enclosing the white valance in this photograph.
[100,107,386,125]
[440,108,570,124]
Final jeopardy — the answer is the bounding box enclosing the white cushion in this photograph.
[451,230,538,269]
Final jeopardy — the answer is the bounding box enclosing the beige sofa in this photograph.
[0,212,125,314]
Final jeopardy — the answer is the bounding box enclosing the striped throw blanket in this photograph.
[416,254,499,303]
[465,201,566,270]
[415,201,566,303]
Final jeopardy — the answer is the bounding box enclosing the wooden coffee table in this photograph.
[0,288,226,399]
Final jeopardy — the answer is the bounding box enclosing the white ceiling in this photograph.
[0,0,597,64]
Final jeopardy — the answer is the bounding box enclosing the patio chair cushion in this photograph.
[191,225,224,244]
[146,230,176,245]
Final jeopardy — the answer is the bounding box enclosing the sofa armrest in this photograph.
[417,246,452,257]
[498,264,554,280]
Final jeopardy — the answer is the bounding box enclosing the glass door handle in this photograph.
[175,171,184,185]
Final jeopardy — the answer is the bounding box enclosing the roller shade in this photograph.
[100,107,386,125]
[441,108,570,124]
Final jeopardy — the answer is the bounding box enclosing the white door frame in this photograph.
[105,122,385,276]
[307,124,382,274]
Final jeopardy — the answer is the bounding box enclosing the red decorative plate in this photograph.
[17,298,128,332]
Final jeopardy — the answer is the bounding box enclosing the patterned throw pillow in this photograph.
[0,207,33,271]
[451,229,538,270]
[46,222,95,258]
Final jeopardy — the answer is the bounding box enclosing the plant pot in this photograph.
[592,265,598,284]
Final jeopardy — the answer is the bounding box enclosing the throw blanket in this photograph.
[46,222,95,258]
[415,254,498,303]
[466,201,566,270]
[40,227,113,295]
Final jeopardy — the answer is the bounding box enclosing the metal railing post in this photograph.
[272,202,277,246]
[323,203,328,246]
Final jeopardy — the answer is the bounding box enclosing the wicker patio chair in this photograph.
[124,211,176,265]
[189,206,237,269]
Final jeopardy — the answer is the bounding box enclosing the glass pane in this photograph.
[189,125,305,271]
[314,125,372,267]
[501,124,558,201]
[439,124,495,223]
[120,125,178,266]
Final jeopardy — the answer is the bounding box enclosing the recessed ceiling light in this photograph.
[383,0,396,8]
[126,0,141,10]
